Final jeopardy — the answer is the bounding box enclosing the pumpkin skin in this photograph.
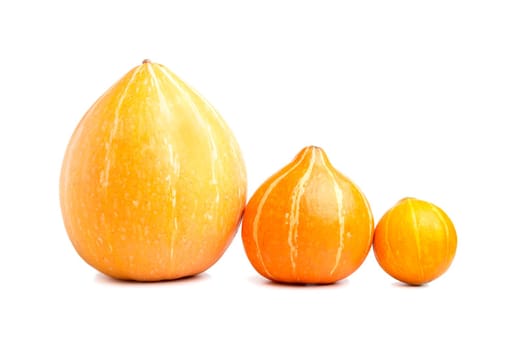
[60,60,247,281]
[373,197,457,285]
[241,146,374,284]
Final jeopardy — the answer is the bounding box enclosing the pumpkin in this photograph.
[60,60,247,281]
[241,146,374,284]
[373,197,457,285]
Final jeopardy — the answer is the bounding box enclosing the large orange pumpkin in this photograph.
[60,60,247,281]
[242,146,374,284]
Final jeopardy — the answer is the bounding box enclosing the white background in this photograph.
[1,0,524,348]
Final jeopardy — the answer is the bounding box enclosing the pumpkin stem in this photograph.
[142,59,152,64]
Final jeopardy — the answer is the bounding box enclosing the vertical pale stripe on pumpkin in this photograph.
[252,150,310,278]
[318,151,346,276]
[287,149,316,276]
[407,199,424,281]
[156,65,221,219]
[101,66,141,188]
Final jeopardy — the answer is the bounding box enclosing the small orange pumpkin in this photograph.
[373,197,457,285]
[241,146,374,284]
[60,60,247,281]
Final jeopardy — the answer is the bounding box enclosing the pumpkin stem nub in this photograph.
[142,59,152,64]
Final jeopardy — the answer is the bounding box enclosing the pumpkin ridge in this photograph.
[101,66,142,189]
[407,199,424,283]
[142,64,183,267]
[156,65,221,209]
[287,148,316,278]
[430,205,453,271]
[317,151,346,276]
[251,150,309,279]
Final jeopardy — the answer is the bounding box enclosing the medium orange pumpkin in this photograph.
[373,197,457,285]
[60,59,246,281]
[241,146,374,284]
